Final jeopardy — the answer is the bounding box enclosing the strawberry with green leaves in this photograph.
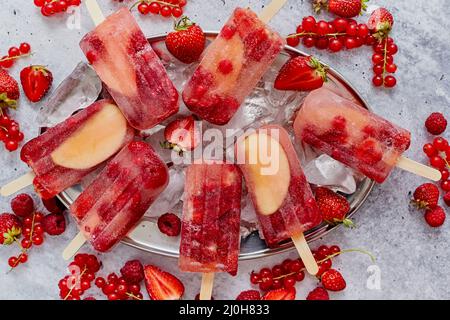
[315,187,353,227]
[0,68,19,109]
[368,8,394,40]
[0,213,22,246]
[20,65,53,103]
[412,183,440,210]
[275,56,328,91]
[313,0,368,18]
[165,16,205,64]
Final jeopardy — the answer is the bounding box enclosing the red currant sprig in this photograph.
[0,110,25,152]
[97,273,144,300]
[0,43,32,69]
[34,0,81,17]
[423,137,450,192]
[132,0,187,18]
[286,16,372,52]
[372,37,398,88]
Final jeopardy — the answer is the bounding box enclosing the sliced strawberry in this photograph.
[274,56,328,91]
[165,17,206,64]
[162,115,201,155]
[20,65,53,103]
[144,265,185,300]
[261,287,296,300]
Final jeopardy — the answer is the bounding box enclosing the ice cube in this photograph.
[37,63,102,127]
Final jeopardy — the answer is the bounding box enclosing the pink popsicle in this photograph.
[180,162,242,275]
[70,142,169,252]
[80,8,179,130]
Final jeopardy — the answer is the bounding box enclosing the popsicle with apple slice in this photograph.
[235,125,322,275]
[0,100,135,199]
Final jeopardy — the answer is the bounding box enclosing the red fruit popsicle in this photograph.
[182,7,284,125]
[236,125,322,248]
[80,8,179,130]
[180,162,242,275]
[70,142,169,252]
[294,88,412,183]
[20,100,134,199]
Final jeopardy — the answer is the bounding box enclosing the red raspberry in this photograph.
[217,59,233,75]
[11,194,35,217]
[157,213,181,237]
[42,213,66,236]
[306,287,330,300]
[424,206,446,227]
[120,260,144,284]
[42,197,65,214]
[236,290,261,300]
[425,113,447,135]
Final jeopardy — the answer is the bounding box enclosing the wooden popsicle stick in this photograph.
[259,0,288,23]
[396,156,441,181]
[0,172,35,197]
[63,232,86,261]
[85,0,106,26]
[199,273,215,300]
[291,232,319,276]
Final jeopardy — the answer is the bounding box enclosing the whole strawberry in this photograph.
[20,65,53,103]
[306,287,330,300]
[0,213,22,245]
[313,0,368,18]
[424,206,446,227]
[368,8,394,40]
[0,68,19,109]
[236,290,261,300]
[274,56,328,91]
[321,269,346,292]
[315,187,352,227]
[165,17,205,64]
[412,183,440,210]
[425,113,447,135]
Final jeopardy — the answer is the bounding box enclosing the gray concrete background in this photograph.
[0,0,449,299]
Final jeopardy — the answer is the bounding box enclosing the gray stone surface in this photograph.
[0,0,449,300]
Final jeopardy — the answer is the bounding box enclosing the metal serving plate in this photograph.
[57,32,375,260]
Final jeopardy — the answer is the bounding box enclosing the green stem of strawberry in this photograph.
[64,266,88,301]
[0,52,33,63]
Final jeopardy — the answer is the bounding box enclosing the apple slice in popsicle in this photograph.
[51,102,129,170]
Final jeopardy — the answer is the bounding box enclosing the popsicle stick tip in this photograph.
[85,0,105,26]
[199,273,215,300]
[0,172,35,197]
[291,233,319,276]
[62,232,86,261]
[259,0,288,23]
[396,156,442,182]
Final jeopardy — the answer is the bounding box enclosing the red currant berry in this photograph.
[283,275,296,288]
[271,265,284,277]
[0,56,14,68]
[42,3,55,16]
[302,37,316,48]
[423,143,437,157]
[357,24,369,38]
[295,271,305,281]
[148,2,160,14]
[386,63,397,73]
[34,224,44,235]
[442,180,450,192]
[317,245,330,259]
[129,284,140,295]
[281,259,293,272]
[316,20,329,36]
[387,43,398,55]
[289,260,303,273]
[8,256,18,268]
[315,37,329,50]
[259,277,273,291]
[8,47,20,57]
[433,137,449,151]
[5,140,19,152]
[21,238,32,249]
[430,156,446,170]
[34,211,44,222]
[373,64,384,75]
[384,75,397,88]
[95,277,106,288]
[272,279,283,289]
[160,6,171,17]
[102,283,117,295]
[23,216,33,227]
[302,16,317,32]
[250,272,261,284]
[108,293,120,301]
[441,169,450,181]
[374,43,384,54]
[81,280,91,291]
[346,24,358,36]
[286,36,300,47]
[107,273,119,284]
[333,18,348,32]
[329,38,343,52]
[34,0,46,7]
[116,284,128,296]
[260,268,272,279]
[138,3,149,15]
[171,7,183,18]
[365,35,376,45]
[32,235,44,246]
[345,37,357,49]
[329,245,341,255]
